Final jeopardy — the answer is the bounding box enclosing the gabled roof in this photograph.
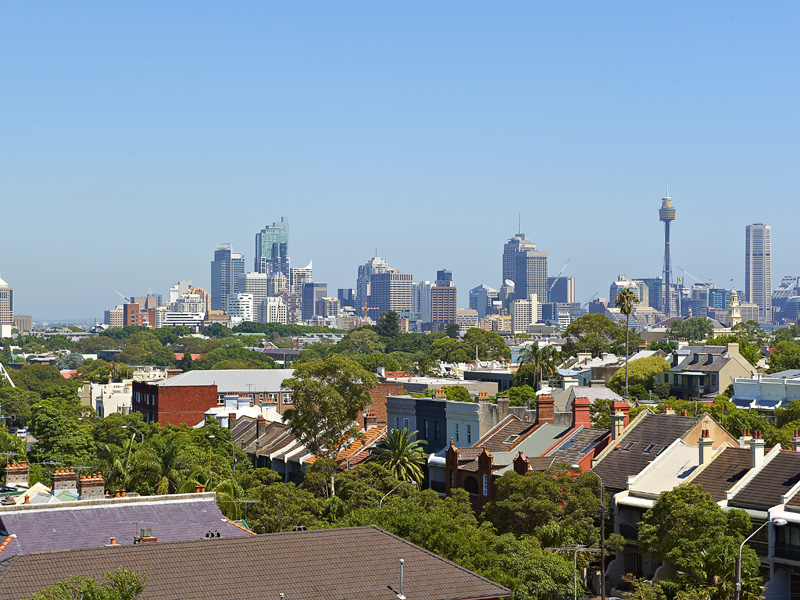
[470,415,539,453]
[592,412,703,491]
[0,494,251,562]
[0,526,510,600]
[543,426,610,467]
[686,447,752,501]
[730,451,800,508]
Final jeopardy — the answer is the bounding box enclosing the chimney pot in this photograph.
[681,409,687,416]
[110,537,116,545]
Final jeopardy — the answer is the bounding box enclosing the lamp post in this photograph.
[546,544,601,600]
[122,425,144,444]
[379,481,416,507]
[734,518,787,600]
[573,465,606,600]
[208,434,237,475]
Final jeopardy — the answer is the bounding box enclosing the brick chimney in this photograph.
[51,468,78,491]
[496,397,510,421]
[610,400,630,442]
[664,406,675,415]
[738,428,752,449]
[513,451,530,475]
[4,461,29,488]
[698,429,713,465]
[228,412,237,429]
[537,394,555,425]
[751,430,765,468]
[572,397,591,428]
[78,473,106,501]
[793,429,800,452]
[363,411,378,429]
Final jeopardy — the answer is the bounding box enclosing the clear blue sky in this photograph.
[2,2,797,320]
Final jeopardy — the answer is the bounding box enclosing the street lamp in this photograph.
[573,465,607,600]
[208,434,237,475]
[546,544,601,600]
[122,425,144,444]
[734,518,787,600]
[379,481,416,507]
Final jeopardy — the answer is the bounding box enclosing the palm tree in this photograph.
[615,288,639,400]
[369,428,427,486]
[137,435,195,495]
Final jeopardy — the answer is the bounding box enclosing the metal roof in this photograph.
[155,369,294,393]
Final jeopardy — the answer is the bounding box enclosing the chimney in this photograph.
[738,428,752,449]
[572,397,592,428]
[793,429,800,452]
[610,400,630,441]
[680,409,688,416]
[78,473,106,501]
[537,394,555,425]
[699,429,713,465]
[664,406,674,415]
[51,468,78,492]
[228,412,237,429]
[3,461,29,488]
[24,495,30,504]
[109,537,116,545]
[497,397,510,421]
[726,342,740,357]
[513,452,530,475]
[434,389,447,399]
[751,430,765,468]
[478,391,490,402]
[363,411,378,429]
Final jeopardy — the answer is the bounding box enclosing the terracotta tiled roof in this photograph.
[0,526,511,600]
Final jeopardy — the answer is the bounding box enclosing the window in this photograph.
[673,375,678,385]
[403,418,409,431]
[395,417,400,430]
[424,420,429,439]
[455,423,460,443]
[267,392,279,401]
[644,444,656,453]
[435,421,440,440]
[482,474,488,496]
[503,435,520,444]
[561,440,575,450]
[467,424,472,444]
[283,393,293,404]
[622,442,635,451]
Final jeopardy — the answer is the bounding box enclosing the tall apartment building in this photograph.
[316,297,341,318]
[259,296,288,325]
[430,269,457,328]
[546,276,575,304]
[356,256,391,315]
[289,261,313,296]
[104,305,124,328]
[745,223,772,322]
[237,272,269,311]
[227,293,254,322]
[502,233,536,285]
[211,244,245,311]
[267,272,289,297]
[255,218,289,275]
[369,271,412,319]
[302,282,327,321]
[412,281,433,323]
[511,294,539,333]
[0,273,13,328]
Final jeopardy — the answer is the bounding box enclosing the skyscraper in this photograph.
[659,191,676,317]
[211,244,245,311]
[502,233,536,288]
[369,271,412,319]
[431,269,457,329]
[745,223,772,322]
[546,276,575,304]
[356,256,391,315]
[255,218,289,275]
[302,282,328,321]
[502,232,547,303]
[0,273,13,334]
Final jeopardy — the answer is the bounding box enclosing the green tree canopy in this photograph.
[607,355,670,397]
[666,317,714,342]
[26,568,146,600]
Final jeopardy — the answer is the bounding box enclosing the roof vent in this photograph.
[292,525,307,532]
[205,530,221,538]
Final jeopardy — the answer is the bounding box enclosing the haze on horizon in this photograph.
[2,2,797,321]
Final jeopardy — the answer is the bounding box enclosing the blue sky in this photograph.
[1,2,797,320]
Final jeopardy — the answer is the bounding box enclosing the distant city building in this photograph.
[211,243,245,311]
[0,274,13,326]
[609,275,648,306]
[456,308,479,329]
[255,217,289,275]
[259,296,288,324]
[740,302,761,324]
[237,272,269,310]
[356,256,391,315]
[173,293,204,313]
[503,232,547,303]
[772,276,800,324]
[289,261,313,296]
[168,281,192,305]
[709,288,731,310]
[511,294,539,333]
[337,288,355,308]
[227,293,254,322]
[547,276,575,304]
[267,272,289,297]
[302,282,327,320]
[502,232,535,286]
[369,271,412,319]
[469,284,499,319]
[13,314,32,333]
[316,296,341,318]
[430,269,457,329]
[745,223,772,322]
[104,305,124,328]
[412,281,432,323]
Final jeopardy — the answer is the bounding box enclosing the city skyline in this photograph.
[2,3,797,319]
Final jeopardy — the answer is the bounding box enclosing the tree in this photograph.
[563,314,634,358]
[711,334,761,366]
[178,351,195,372]
[369,428,427,485]
[55,352,85,370]
[337,329,386,356]
[615,289,639,399]
[607,355,670,398]
[666,317,714,342]
[463,328,510,361]
[516,342,560,389]
[445,323,461,339]
[506,385,537,407]
[376,311,401,338]
[281,356,378,458]
[769,340,800,373]
[26,568,146,600]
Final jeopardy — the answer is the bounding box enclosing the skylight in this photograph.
[503,435,520,444]
[644,444,656,453]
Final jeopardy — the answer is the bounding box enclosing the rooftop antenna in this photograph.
[666,180,669,197]
[518,213,521,235]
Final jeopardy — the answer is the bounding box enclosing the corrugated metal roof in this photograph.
[156,369,294,393]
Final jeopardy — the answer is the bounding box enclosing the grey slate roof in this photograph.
[544,427,610,467]
[0,494,251,561]
[592,413,702,491]
[730,451,800,508]
[154,368,294,392]
[688,447,752,501]
[0,526,510,600]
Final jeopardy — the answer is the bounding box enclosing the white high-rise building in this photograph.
[259,297,288,325]
[168,280,192,304]
[289,261,313,296]
[237,272,269,311]
[511,294,539,333]
[227,293,254,322]
[745,224,772,323]
[412,281,433,323]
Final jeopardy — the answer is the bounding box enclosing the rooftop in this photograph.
[730,451,800,508]
[687,447,753,501]
[153,369,294,392]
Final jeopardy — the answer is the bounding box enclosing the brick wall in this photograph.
[366,381,404,424]
[158,385,218,426]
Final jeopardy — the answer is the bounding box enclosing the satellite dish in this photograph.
[505,279,515,288]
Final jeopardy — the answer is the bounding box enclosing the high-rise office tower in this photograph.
[337,288,355,308]
[659,190,676,317]
[302,282,328,321]
[0,272,13,328]
[226,293,254,322]
[514,247,548,303]
[237,272,269,312]
[502,233,536,289]
[745,223,772,322]
[255,218,289,275]
[431,269,457,329]
[211,244,245,311]
[356,256,391,315]
[289,261,313,296]
[546,276,575,304]
[369,271,412,319]
[412,281,433,323]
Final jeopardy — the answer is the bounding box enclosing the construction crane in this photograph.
[676,266,712,286]
[581,292,599,309]
[547,258,571,303]
[112,288,133,303]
